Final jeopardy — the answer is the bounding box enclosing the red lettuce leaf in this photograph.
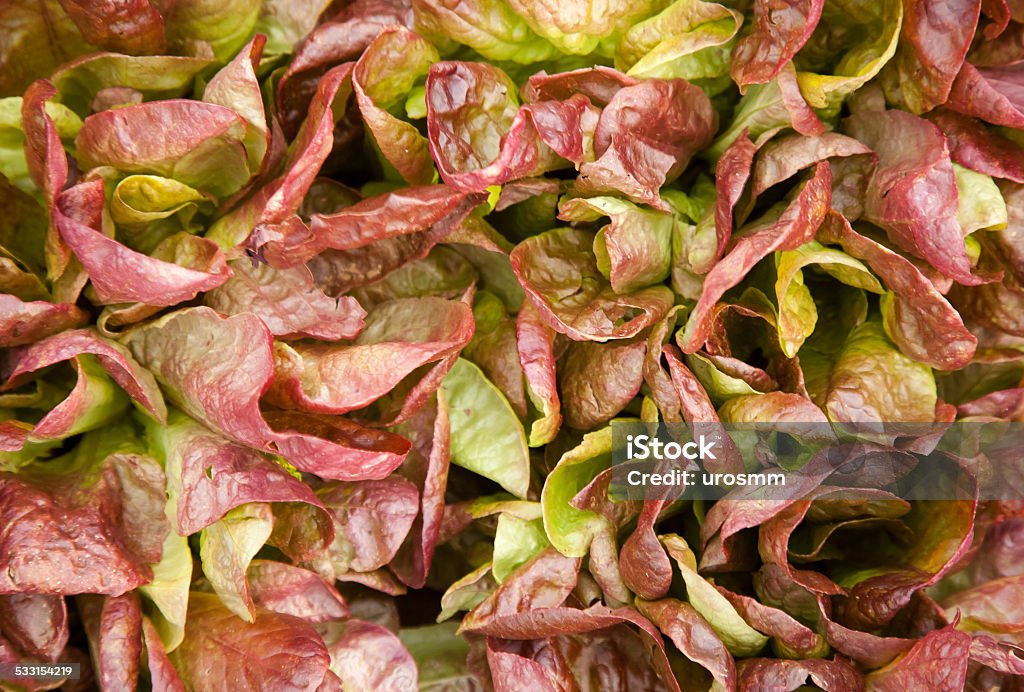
[1,422,31,453]
[58,0,167,55]
[320,619,418,690]
[276,0,411,136]
[639,307,684,422]
[267,297,473,414]
[730,0,825,90]
[736,657,863,691]
[348,285,476,427]
[151,411,329,536]
[619,500,673,600]
[942,575,1024,633]
[486,625,673,692]
[680,161,832,353]
[664,345,744,474]
[558,195,676,293]
[478,605,682,691]
[142,616,184,692]
[21,81,67,205]
[54,179,232,306]
[75,100,253,197]
[46,51,212,115]
[716,587,826,658]
[864,625,972,689]
[948,62,1024,130]
[0,295,87,348]
[334,567,409,596]
[205,261,366,341]
[957,388,1024,419]
[815,595,914,668]
[844,102,993,286]
[561,338,645,430]
[879,0,982,113]
[78,592,143,692]
[266,502,336,566]
[421,59,520,177]
[575,78,716,210]
[636,598,736,691]
[980,0,1013,37]
[350,246,478,307]
[751,132,873,198]
[127,307,410,480]
[203,35,270,170]
[516,301,562,446]
[0,595,68,662]
[965,514,1024,583]
[819,211,977,370]
[929,108,1024,183]
[353,27,437,186]
[390,397,451,588]
[775,65,826,137]
[267,411,413,481]
[426,62,589,191]
[969,635,1024,677]
[712,130,757,264]
[484,638,564,691]
[254,185,484,278]
[460,548,582,636]
[522,67,638,107]
[170,592,332,690]
[211,63,355,251]
[316,477,420,573]
[247,560,348,623]
[758,492,854,597]
[21,81,88,302]
[0,452,167,595]
[718,391,829,425]
[3,328,167,423]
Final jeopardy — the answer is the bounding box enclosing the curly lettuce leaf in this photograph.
[512,227,675,342]
[127,307,411,481]
[731,0,824,90]
[616,0,742,81]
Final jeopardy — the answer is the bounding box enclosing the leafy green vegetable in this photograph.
[3,1,1023,688]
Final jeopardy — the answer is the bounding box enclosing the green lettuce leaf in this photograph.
[796,0,903,118]
[505,0,668,55]
[662,534,770,657]
[199,502,275,622]
[824,322,938,423]
[774,240,883,357]
[541,427,613,557]
[440,358,531,498]
[615,0,742,81]
[412,0,562,62]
